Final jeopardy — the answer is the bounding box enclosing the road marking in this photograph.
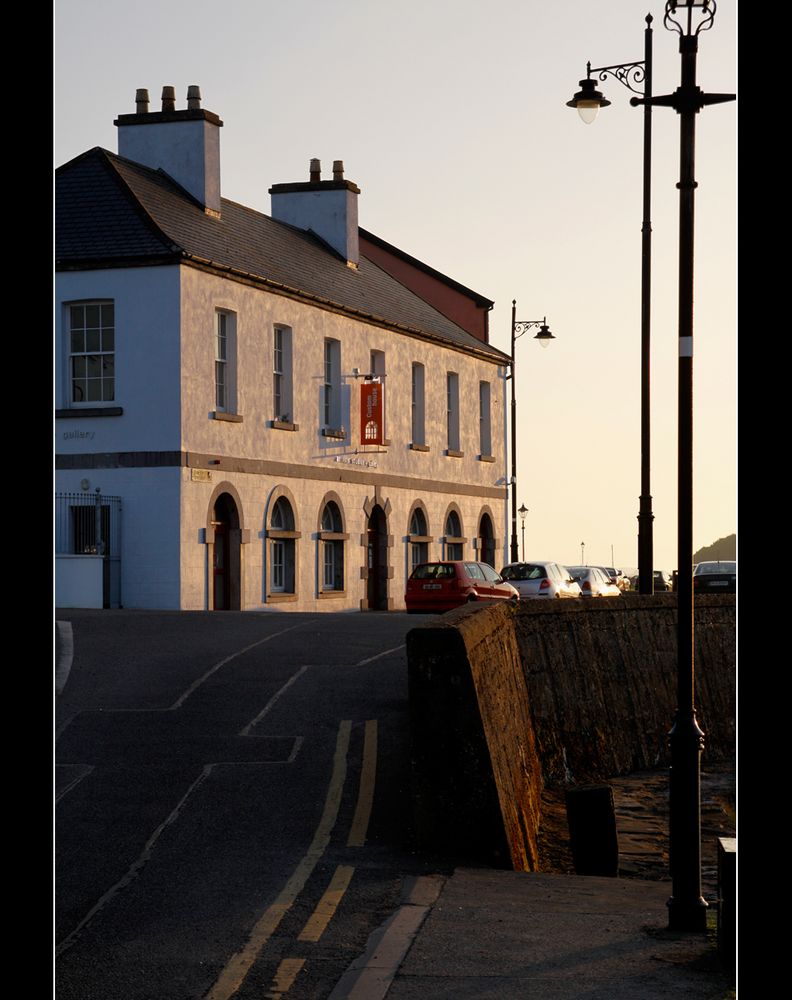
[265,958,306,999]
[55,764,94,804]
[355,644,405,666]
[238,664,310,736]
[298,864,356,943]
[55,621,74,694]
[56,764,215,956]
[205,720,352,1000]
[170,624,305,710]
[287,735,304,763]
[348,720,378,847]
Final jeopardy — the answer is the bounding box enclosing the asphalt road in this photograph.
[55,610,453,1000]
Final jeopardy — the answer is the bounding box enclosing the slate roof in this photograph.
[56,148,508,364]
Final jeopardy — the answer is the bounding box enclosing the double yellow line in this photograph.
[207,719,378,1000]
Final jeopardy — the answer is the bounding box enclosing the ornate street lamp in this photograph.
[567,13,655,595]
[518,503,528,562]
[628,0,734,932]
[508,302,554,564]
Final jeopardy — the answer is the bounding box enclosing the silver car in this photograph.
[567,566,622,598]
[499,560,582,599]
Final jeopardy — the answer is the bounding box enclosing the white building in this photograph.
[55,86,510,611]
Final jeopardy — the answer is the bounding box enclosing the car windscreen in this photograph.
[694,561,735,575]
[410,563,455,579]
[500,564,545,581]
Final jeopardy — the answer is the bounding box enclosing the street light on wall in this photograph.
[508,301,555,564]
[629,0,734,932]
[567,13,655,596]
[518,504,528,562]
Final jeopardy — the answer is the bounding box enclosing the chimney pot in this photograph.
[187,85,202,110]
[309,158,321,183]
[333,160,344,181]
[161,86,176,112]
[135,88,150,114]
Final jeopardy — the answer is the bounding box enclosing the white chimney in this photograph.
[114,85,223,217]
[269,159,360,268]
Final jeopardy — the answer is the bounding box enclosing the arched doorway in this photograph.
[367,504,388,610]
[479,512,496,569]
[212,492,240,610]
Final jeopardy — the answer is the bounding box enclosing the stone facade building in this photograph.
[55,86,509,611]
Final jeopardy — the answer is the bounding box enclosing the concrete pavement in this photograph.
[335,869,733,999]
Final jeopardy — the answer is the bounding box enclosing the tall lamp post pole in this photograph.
[630,0,734,931]
[567,13,655,594]
[508,301,554,564]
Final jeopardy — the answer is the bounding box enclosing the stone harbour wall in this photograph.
[406,595,735,870]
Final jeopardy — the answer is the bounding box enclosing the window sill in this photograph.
[322,427,346,440]
[445,449,465,458]
[478,454,495,463]
[271,419,299,431]
[56,407,123,418]
[410,443,430,452]
[318,532,350,541]
[318,590,347,600]
[267,530,302,540]
[266,593,298,603]
[213,411,243,422]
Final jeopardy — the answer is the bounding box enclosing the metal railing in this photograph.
[55,490,122,607]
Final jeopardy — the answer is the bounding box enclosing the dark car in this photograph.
[405,561,519,613]
[653,570,673,592]
[693,560,736,594]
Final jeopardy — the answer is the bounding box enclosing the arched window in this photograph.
[444,509,464,561]
[319,499,346,593]
[268,495,297,595]
[409,506,429,572]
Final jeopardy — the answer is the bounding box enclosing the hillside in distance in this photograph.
[693,533,736,563]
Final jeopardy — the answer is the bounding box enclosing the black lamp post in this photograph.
[567,13,655,595]
[628,0,734,932]
[518,504,528,561]
[508,302,554,564]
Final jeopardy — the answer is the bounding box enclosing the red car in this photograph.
[405,561,519,613]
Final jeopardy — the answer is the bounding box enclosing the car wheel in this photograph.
[466,593,478,603]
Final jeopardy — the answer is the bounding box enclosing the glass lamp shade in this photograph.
[577,102,600,125]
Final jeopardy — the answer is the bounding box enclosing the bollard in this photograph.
[565,784,619,877]
[717,837,736,970]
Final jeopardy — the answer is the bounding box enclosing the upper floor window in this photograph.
[446,372,460,452]
[323,338,341,429]
[273,325,294,423]
[214,310,239,415]
[370,349,385,378]
[69,302,115,404]
[412,363,425,446]
[479,381,492,457]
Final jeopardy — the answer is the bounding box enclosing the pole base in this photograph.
[667,895,708,932]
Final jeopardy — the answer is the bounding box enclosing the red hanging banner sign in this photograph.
[360,380,384,445]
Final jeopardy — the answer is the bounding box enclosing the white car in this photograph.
[499,560,582,599]
[567,566,622,598]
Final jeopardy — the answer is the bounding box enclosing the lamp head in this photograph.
[567,76,611,124]
[534,322,555,348]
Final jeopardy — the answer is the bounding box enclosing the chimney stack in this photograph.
[270,157,361,268]
[115,85,223,217]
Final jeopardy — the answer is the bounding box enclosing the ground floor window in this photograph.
[319,499,345,592]
[268,495,297,596]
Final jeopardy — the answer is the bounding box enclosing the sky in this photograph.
[54,0,736,574]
